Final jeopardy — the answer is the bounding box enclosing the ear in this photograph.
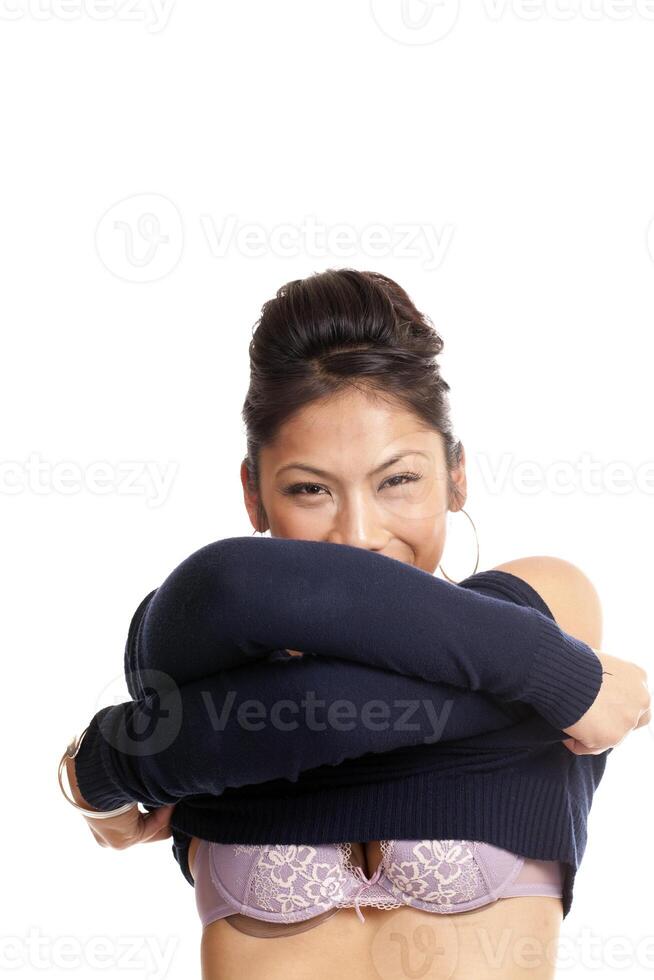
[448,442,467,512]
[240,459,267,533]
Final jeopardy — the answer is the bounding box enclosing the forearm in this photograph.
[135,535,602,730]
[74,655,527,811]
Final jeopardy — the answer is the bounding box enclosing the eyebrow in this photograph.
[275,450,430,480]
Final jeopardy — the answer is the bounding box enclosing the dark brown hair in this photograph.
[241,268,463,530]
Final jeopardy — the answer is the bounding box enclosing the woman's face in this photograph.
[241,387,467,574]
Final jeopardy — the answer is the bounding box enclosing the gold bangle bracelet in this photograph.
[58,727,138,819]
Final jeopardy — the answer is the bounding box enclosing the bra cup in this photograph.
[208,841,360,923]
[208,843,261,910]
[204,838,531,925]
[378,839,525,913]
[473,841,526,896]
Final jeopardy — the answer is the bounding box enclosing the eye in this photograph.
[282,483,328,496]
[380,471,422,490]
[281,472,423,497]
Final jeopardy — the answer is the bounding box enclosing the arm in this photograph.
[74,563,572,811]
[75,654,526,810]
[134,535,602,731]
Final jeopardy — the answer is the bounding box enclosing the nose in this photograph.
[325,493,388,552]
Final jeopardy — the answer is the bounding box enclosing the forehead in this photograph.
[261,389,444,474]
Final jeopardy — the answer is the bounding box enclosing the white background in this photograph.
[2,1,653,977]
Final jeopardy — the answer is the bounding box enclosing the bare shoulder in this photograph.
[490,555,603,649]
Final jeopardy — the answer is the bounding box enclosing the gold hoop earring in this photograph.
[438,508,480,583]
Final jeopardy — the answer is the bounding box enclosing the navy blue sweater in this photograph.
[74,536,609,918]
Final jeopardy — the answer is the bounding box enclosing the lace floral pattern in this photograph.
[232,841,401,920]
[225,839,486,921]
[385,839,484,909]
[250,844,349,915]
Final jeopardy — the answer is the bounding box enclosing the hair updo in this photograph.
[241,268,463,531]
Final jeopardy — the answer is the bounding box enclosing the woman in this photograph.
[62,269,650,980]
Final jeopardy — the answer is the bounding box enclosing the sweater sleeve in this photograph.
[74,654,523,810]
[135,535,602,731]
[73,557,579,812]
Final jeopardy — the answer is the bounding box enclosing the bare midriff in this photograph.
[187,836,563,980]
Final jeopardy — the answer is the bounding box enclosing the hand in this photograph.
[561,649,651,755]
[66,755,175,849]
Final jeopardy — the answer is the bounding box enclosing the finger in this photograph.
[139,805,175,843]
[142,812,174,841]
[145,826,174,843]
[561,738,590,754]
[148,804,174,829]
[562,738,609,756]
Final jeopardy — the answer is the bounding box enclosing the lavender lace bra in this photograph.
[193,838,564,937]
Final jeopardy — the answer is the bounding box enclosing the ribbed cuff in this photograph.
[523,616,603,729]
[73,709,135,811]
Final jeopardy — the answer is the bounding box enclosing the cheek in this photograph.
[268,504,331,539]
[379,475,449,525]
[399,519,446,573]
